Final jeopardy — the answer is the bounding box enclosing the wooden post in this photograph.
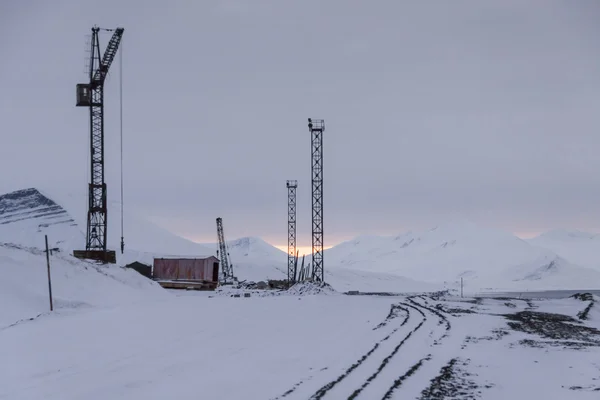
[45,235,54,311]
[461,277,464,298]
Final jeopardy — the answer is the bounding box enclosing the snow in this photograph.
[325,221,600,292]
[0,243,167,328]
[0,295,398,400]
[3,187,600,398]
[2,292,600,399]
[528,229,600,272]
[200,236,289,282]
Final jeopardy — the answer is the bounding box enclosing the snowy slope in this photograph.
[325,221,600,291]
[0,187,215,258]
[0,188,436,293]
[0,242,168,328]
[38,187,216,257]
[0,187,289,284]
[200,236,441,292]
[201,236,287,282]
[4,187,597,293]
[528,229,600,272]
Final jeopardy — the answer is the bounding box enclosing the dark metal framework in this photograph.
[308,118,325,282]
[76,26,124,259]
[216,217,234,283]
[286,180,298,284]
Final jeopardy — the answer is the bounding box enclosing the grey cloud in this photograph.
[2,0,600,248]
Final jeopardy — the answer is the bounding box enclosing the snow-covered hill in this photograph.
[528,229,600,272]
[325,221,600,291]
[0,242,168,328]
[0,188,436,293]
[3,187,598,295]
[200,236,287,282]
[0,187,215,258]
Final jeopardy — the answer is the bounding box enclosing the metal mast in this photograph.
[308,118,325,282]
[216,217,234,283]
[286,180,298,284]
[74,26,124,264]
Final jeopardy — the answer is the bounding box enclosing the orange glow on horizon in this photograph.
[273,245,332,256]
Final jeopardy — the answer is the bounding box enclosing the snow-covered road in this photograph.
[1,292,599,400]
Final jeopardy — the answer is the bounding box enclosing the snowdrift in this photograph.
[0,243,168,328]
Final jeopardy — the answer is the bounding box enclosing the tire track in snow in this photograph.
[275,297,453,400]
[408,296,451,344]
[307,301,429,399]
[346,306,427,400]
[271,302,411,400]
[381,354,432,399]
[374,297,454,399]
[0,313,44,332]
[345,298,449,400]
[308,304,414,400]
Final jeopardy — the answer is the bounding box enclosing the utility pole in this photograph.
[44,235,55,311]
[461,277,464,298]
[308,118,325,282]
[286,180,298,285]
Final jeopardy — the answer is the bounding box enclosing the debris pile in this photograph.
[570,292,597,321]
[286,281,338,296]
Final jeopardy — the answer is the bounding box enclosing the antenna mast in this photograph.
[286,180,298,285]
[308,118,325,282]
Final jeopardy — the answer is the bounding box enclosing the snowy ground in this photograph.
[2,188,600,399]
[2,290,599,400]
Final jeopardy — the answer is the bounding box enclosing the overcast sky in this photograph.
[2,0,600,249]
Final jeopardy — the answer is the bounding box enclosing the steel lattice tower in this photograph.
[75,26,124,263]
[286,180,298,284]
[308,118,325,282]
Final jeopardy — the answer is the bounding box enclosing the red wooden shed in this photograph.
[153,256,220,290]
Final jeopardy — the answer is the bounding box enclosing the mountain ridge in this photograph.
[2,187,599,291]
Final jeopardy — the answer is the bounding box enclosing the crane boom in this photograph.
[216,217,234,283]
[74,26,124,264]
[93,28,124,83]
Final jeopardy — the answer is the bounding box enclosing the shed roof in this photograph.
[153,255,219,262]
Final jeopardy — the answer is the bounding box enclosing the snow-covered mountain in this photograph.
[0,188,84,250]
[3,187,598,294]
[201,236,288,282]
[197,237,440,292]
[325,221,600,291]
[0,187,216,258]
[528,229,600,272]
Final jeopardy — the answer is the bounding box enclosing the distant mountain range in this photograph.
[527,229,600,272]
[2,187,600,292]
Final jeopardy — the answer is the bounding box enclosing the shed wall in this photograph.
[153,257,219,282]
